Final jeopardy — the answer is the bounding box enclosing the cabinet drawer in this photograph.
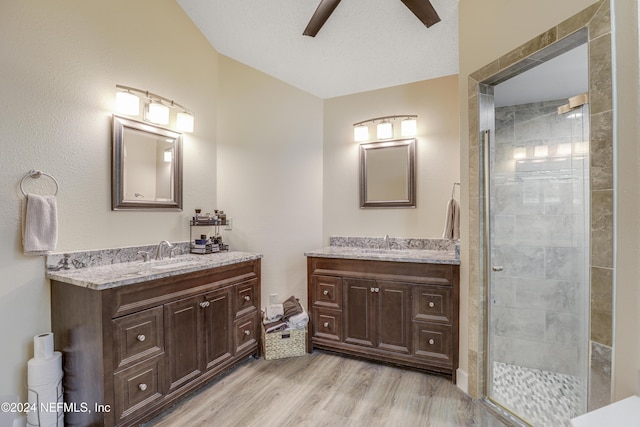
[311,308,342,341]
[311,275,342,309]
[234,279,258,319]
[413,322,453,367]
[114,355,164,423]
[413,286,453,324]
[113,306,164,371]
[234,314,258,354]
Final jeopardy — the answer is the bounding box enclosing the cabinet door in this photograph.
[376,281,411,354]
[344,278,375,348]
[203,288,233,371]
[164,296,203,393]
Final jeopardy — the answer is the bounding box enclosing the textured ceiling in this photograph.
[176,0,459,99]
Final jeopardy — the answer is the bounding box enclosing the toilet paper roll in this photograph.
[27,351,62,387]
[27,381,63,427]
[33,333,54,360]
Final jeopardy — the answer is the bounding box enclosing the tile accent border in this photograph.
[466,0,614,412]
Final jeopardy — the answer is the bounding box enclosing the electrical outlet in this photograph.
[269,293,278,305]
[224,217,233,230]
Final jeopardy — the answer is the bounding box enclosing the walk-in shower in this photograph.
[485,44,590,426]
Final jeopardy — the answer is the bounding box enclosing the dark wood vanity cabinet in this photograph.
[51,259,260,427]
[307,257,459,380]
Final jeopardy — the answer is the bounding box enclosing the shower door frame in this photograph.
[465,0,615,416]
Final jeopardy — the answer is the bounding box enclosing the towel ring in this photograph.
[20,170,59,197]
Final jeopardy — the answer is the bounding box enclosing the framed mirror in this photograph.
[112,115,183,210]
[360,138,416,208]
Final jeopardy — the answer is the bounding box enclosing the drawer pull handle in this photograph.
[136,334,146,342]
[200,301,210,308]
[244,295,251,302]
[323,290,329,296]
[492,266,504,272]
[138,383,147,391]
[323,322,329,328]
[244,330,251,336]
[428,301,435,308]
[428,339,435,345]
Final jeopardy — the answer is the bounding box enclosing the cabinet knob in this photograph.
[428,339,435,345]
[323,322,329,328]
[323,290,329,296]
[244,295,251,302]
[371,287,375,293]
[374,288,380,293]
[428,301,435,308]
[136,334,146,342]
[138,383,147,391]
[244,330,251,336]
[200,301,210,308]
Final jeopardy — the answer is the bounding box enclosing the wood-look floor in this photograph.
[144,351,511,427]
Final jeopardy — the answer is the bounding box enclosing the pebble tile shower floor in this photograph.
[492,361,585,426]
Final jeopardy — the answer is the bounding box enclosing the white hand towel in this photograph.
[23,194,58,255]
[442,198,460,240]
[264,304,284,322]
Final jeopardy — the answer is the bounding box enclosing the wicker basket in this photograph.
[262,323,307,360]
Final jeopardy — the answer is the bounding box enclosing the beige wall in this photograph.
[322,76,460,240]
[459,0,640,400]
[0,0,217,398]
[611,0,640,400]
[216,55,324,307]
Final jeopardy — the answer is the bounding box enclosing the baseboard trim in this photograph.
[456,368,468,394]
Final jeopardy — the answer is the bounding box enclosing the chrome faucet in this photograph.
[383,234,390,250]
[155,240,174,260]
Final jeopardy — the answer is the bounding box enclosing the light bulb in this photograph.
[115,91,140,115]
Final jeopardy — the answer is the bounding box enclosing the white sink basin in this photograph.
[150,260,200,270]
[360,249,398,254]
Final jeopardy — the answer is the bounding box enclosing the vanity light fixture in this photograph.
[513,146,527,160]
[353,115,417,142]
[176,111,194,133]
[354,124,369,142]
[146,100,170,125]
[401,117,417,137]
[114,84,195,132]
[115,89,140,115]
[534,145,548,158]
[377,121,393,140]
[164,148,173,163]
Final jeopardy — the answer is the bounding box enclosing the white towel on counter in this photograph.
[442,198,460,240]
[23,194,58,255]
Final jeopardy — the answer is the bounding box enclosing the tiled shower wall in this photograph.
[490,100,589,377]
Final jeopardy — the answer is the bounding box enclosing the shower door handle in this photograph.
[492,266,504,272]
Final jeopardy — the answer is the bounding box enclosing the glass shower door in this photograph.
[486,101,590,426]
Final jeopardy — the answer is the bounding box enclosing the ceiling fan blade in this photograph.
[303,0,342,37]
[400,0,441,28]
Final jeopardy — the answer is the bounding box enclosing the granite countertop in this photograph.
[304,246,459,265]
[47,251,263,290]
